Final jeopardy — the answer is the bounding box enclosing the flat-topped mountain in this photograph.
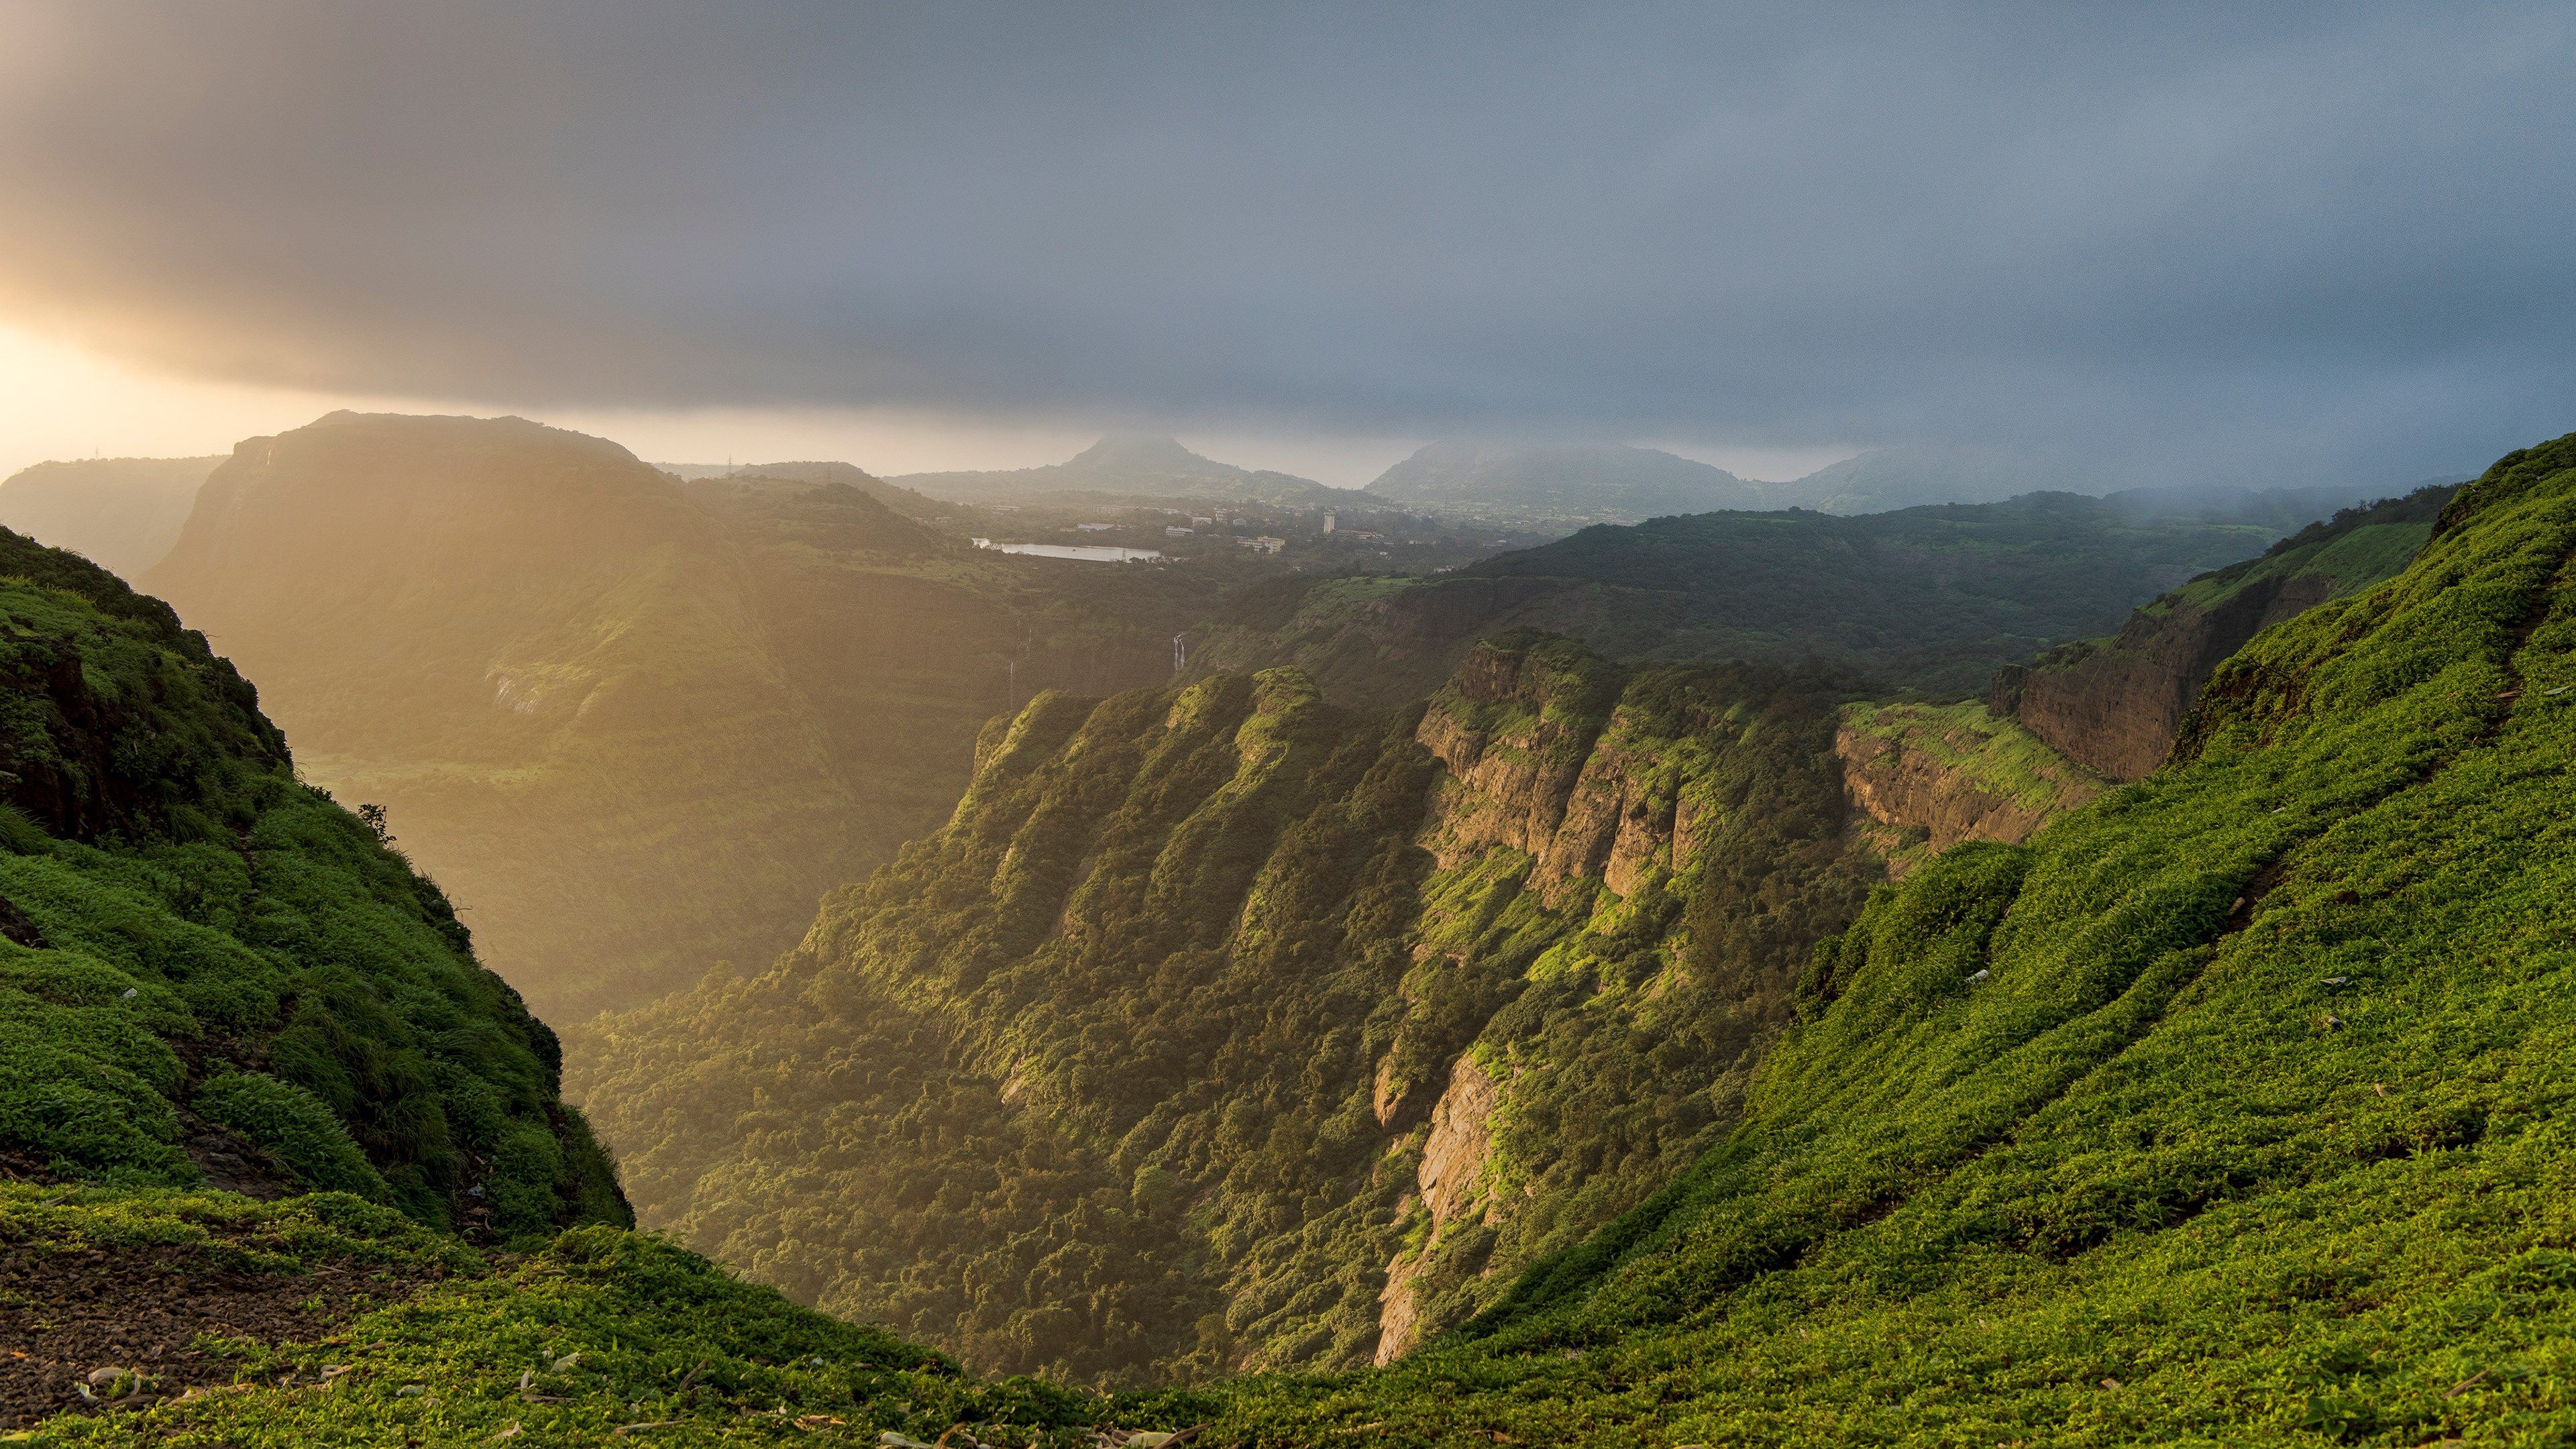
[0,454,223,578]
[145,412,863,1016]
[1364,441,1766,520]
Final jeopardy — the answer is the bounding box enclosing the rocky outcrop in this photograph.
[1378,1054,1501,1366]
[1413,634,1717,904]
[1835,704,2104,876]
[1991,572,2334,782]
[1413,640,1615,865]
[1990,485,2453,782]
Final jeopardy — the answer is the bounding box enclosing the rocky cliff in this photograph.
[1834,702,2107,875]
[1992,484,2453,780]
[571,635,1876,1383]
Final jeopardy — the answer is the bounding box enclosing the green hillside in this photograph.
[0,521,620,1231]
[1994,484,2456,781]
[570,637,1877,1387]
[1094,432,2576,1442]
[1189,490,2306,706]
[0,519,1147,1442]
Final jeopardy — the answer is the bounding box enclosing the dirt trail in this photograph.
[0,1242,441,1429]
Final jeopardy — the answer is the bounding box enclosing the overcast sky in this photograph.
[0,1,2567,485]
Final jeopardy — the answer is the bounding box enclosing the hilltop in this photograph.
[891,435,1371,509]
[1364,442,1764,523]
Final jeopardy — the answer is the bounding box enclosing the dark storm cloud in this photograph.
[0,1,2568,480]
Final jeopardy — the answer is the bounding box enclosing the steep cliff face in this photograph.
[572,635,1876,1383]
[1377,1054,1501,1365]
[1834,702,2107,875]
[1992,484,2453,781]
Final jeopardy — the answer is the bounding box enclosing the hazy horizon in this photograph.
[4,4,2567,494]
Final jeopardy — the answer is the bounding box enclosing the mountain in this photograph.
[891,434,1370,508]
[707,459,963,521]
[1995,482,2456,779]
[144,412,1189,1016]
[1364,441,1766,521]
[1190,490,2302,705]
[570,636,1880,1384]
[0,455,221,578]
[1764,445,2130,514]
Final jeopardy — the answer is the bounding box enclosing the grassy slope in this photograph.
[17,1185,1120,1448]
[1134,435,2576,1444]
[0,522,621,1234]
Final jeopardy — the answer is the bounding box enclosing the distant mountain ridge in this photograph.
[1365,441,1765,520]
[1189,490,2326,704]
[889,433,1370,507]
[0,454,223,578]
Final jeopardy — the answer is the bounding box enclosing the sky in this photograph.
[0,1,2568,489]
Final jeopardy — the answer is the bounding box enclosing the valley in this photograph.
[0,412,2538,1447]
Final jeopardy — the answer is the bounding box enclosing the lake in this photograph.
[973,540,1165,562]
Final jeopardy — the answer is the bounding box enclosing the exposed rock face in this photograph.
[1379,1054,1501,1365]
[1417,1055,1500,1227]
[1412,633,1707,904]
[1833,705,2104,877]
[1989,484,2453,782]
[1413,641,1610,865]
[1992,572,2334,782]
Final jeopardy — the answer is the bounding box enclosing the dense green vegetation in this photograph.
[0,521,622,1232]
[570,635,1876,1387]
[1191,490,2322,706]
[1062,432,2576,1444]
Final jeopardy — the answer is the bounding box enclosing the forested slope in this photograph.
[1188,491,2306,706]
[571,636,1878,1385]
[1130,433,2576,1443]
